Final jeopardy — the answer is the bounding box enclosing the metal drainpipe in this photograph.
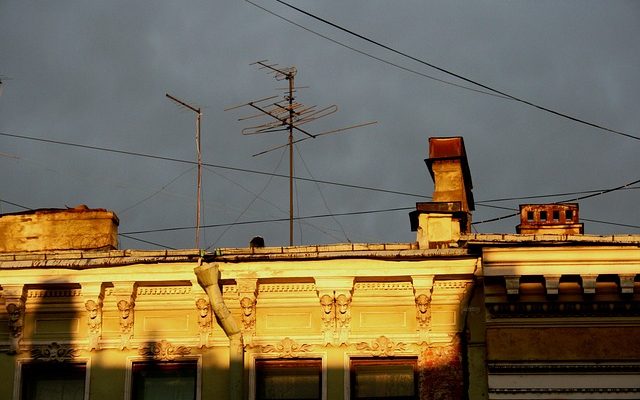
[195,261,243,400]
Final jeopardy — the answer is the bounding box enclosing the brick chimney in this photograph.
[516,203,583,234]
[0,205,119,253]
[410,137,474,249]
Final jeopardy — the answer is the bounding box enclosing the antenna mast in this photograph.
[226,60,377,246]
[166,93,203,248]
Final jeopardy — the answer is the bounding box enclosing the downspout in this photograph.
[195,260,243,400]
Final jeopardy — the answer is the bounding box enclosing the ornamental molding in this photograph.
[488,301,640,318]
[31,342,80,362]
[488,362,640,373]
[138,340,191,361]
[27,289,82,298]
[136,287,192,296]
[356,336,407,357]
[489,388,640,394]
[259,283,317,293]
[433,281,471,290]
[261,337,312,358]
[354,282,413,291]
[223,285,238,294]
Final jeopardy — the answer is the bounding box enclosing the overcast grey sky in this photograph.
[1,1,639,249]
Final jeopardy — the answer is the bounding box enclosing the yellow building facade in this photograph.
[1,137,639,399]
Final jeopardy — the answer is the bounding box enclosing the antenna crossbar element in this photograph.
[226,60,375,246]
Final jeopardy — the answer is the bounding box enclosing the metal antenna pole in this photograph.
[165,93,203,248]
[226,60,376,246]
[287,72,294,245]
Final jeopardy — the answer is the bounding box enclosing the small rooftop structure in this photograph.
[0,205,119,253]
[410,137,475,249]
[516,203,584,235]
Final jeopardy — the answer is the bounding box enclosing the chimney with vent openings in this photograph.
[410,137,474,249]
[516,203,583,234]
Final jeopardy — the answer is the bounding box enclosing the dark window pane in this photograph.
[132,361,197,400]
[351,358,418,400]
[21,363,86,400]
[256,359,321,400]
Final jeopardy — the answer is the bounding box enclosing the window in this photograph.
[350,358,418,400]
[255,358,322,400]
[131,361,197,400]
[21,362,86,400]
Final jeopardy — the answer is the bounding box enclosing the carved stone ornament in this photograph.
[240,297,256,331]
[138,340,191,361]
[85,300,102,351]
[356,336,407,357]
[6,302,24,354]
[196,298,212,348]
[415,293,432,329]
[31,342,80,362]
[262,337,312,358]
[319,294,336,344]
[117,299,135,350]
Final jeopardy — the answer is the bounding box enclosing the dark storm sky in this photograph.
[1,1,639,249]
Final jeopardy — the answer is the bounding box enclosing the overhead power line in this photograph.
[121,206,414,235]
[245,0,509,100]
[272,0,640,142]
[0,131,428,198]
[118,233,176,250]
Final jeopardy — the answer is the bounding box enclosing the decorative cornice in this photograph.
[488,301,640,318]
[261,338,312,358]
[354,282,413,291]
[27,289,82,298]
[30,342,79,362]
[138,340,191,361]
[488,362,640,373]
[259,283,317,293]
[489,388,640,394]
[433,281,471,290]
[356,336,407,357]
[136,287,192,296]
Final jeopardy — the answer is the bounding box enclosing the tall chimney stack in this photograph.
[410,137,474,249]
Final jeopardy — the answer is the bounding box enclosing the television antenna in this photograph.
[165,93,203,249]
[226,60,377,245]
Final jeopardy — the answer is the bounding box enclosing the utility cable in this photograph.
[0,199,31,210]
[295,143,351,242]
[273,0,640,142]
[472,176,640,225]
[0,131,428,198]
[122,206,414,235]
[118,233,176,250]
[117,166,196,215]
[245,0,509,100]
[205,147,288,250]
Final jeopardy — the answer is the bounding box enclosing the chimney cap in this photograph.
[425,136,474,210]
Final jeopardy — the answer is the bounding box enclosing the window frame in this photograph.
[248,354,327,400]
[14,357,91,400]
[124,355,202,400]
[347,356,419,400]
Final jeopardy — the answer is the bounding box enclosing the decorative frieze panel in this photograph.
[355,336,407,357]
[138,340,191,361]
[261,337,312,358]
[31,342,79,362]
